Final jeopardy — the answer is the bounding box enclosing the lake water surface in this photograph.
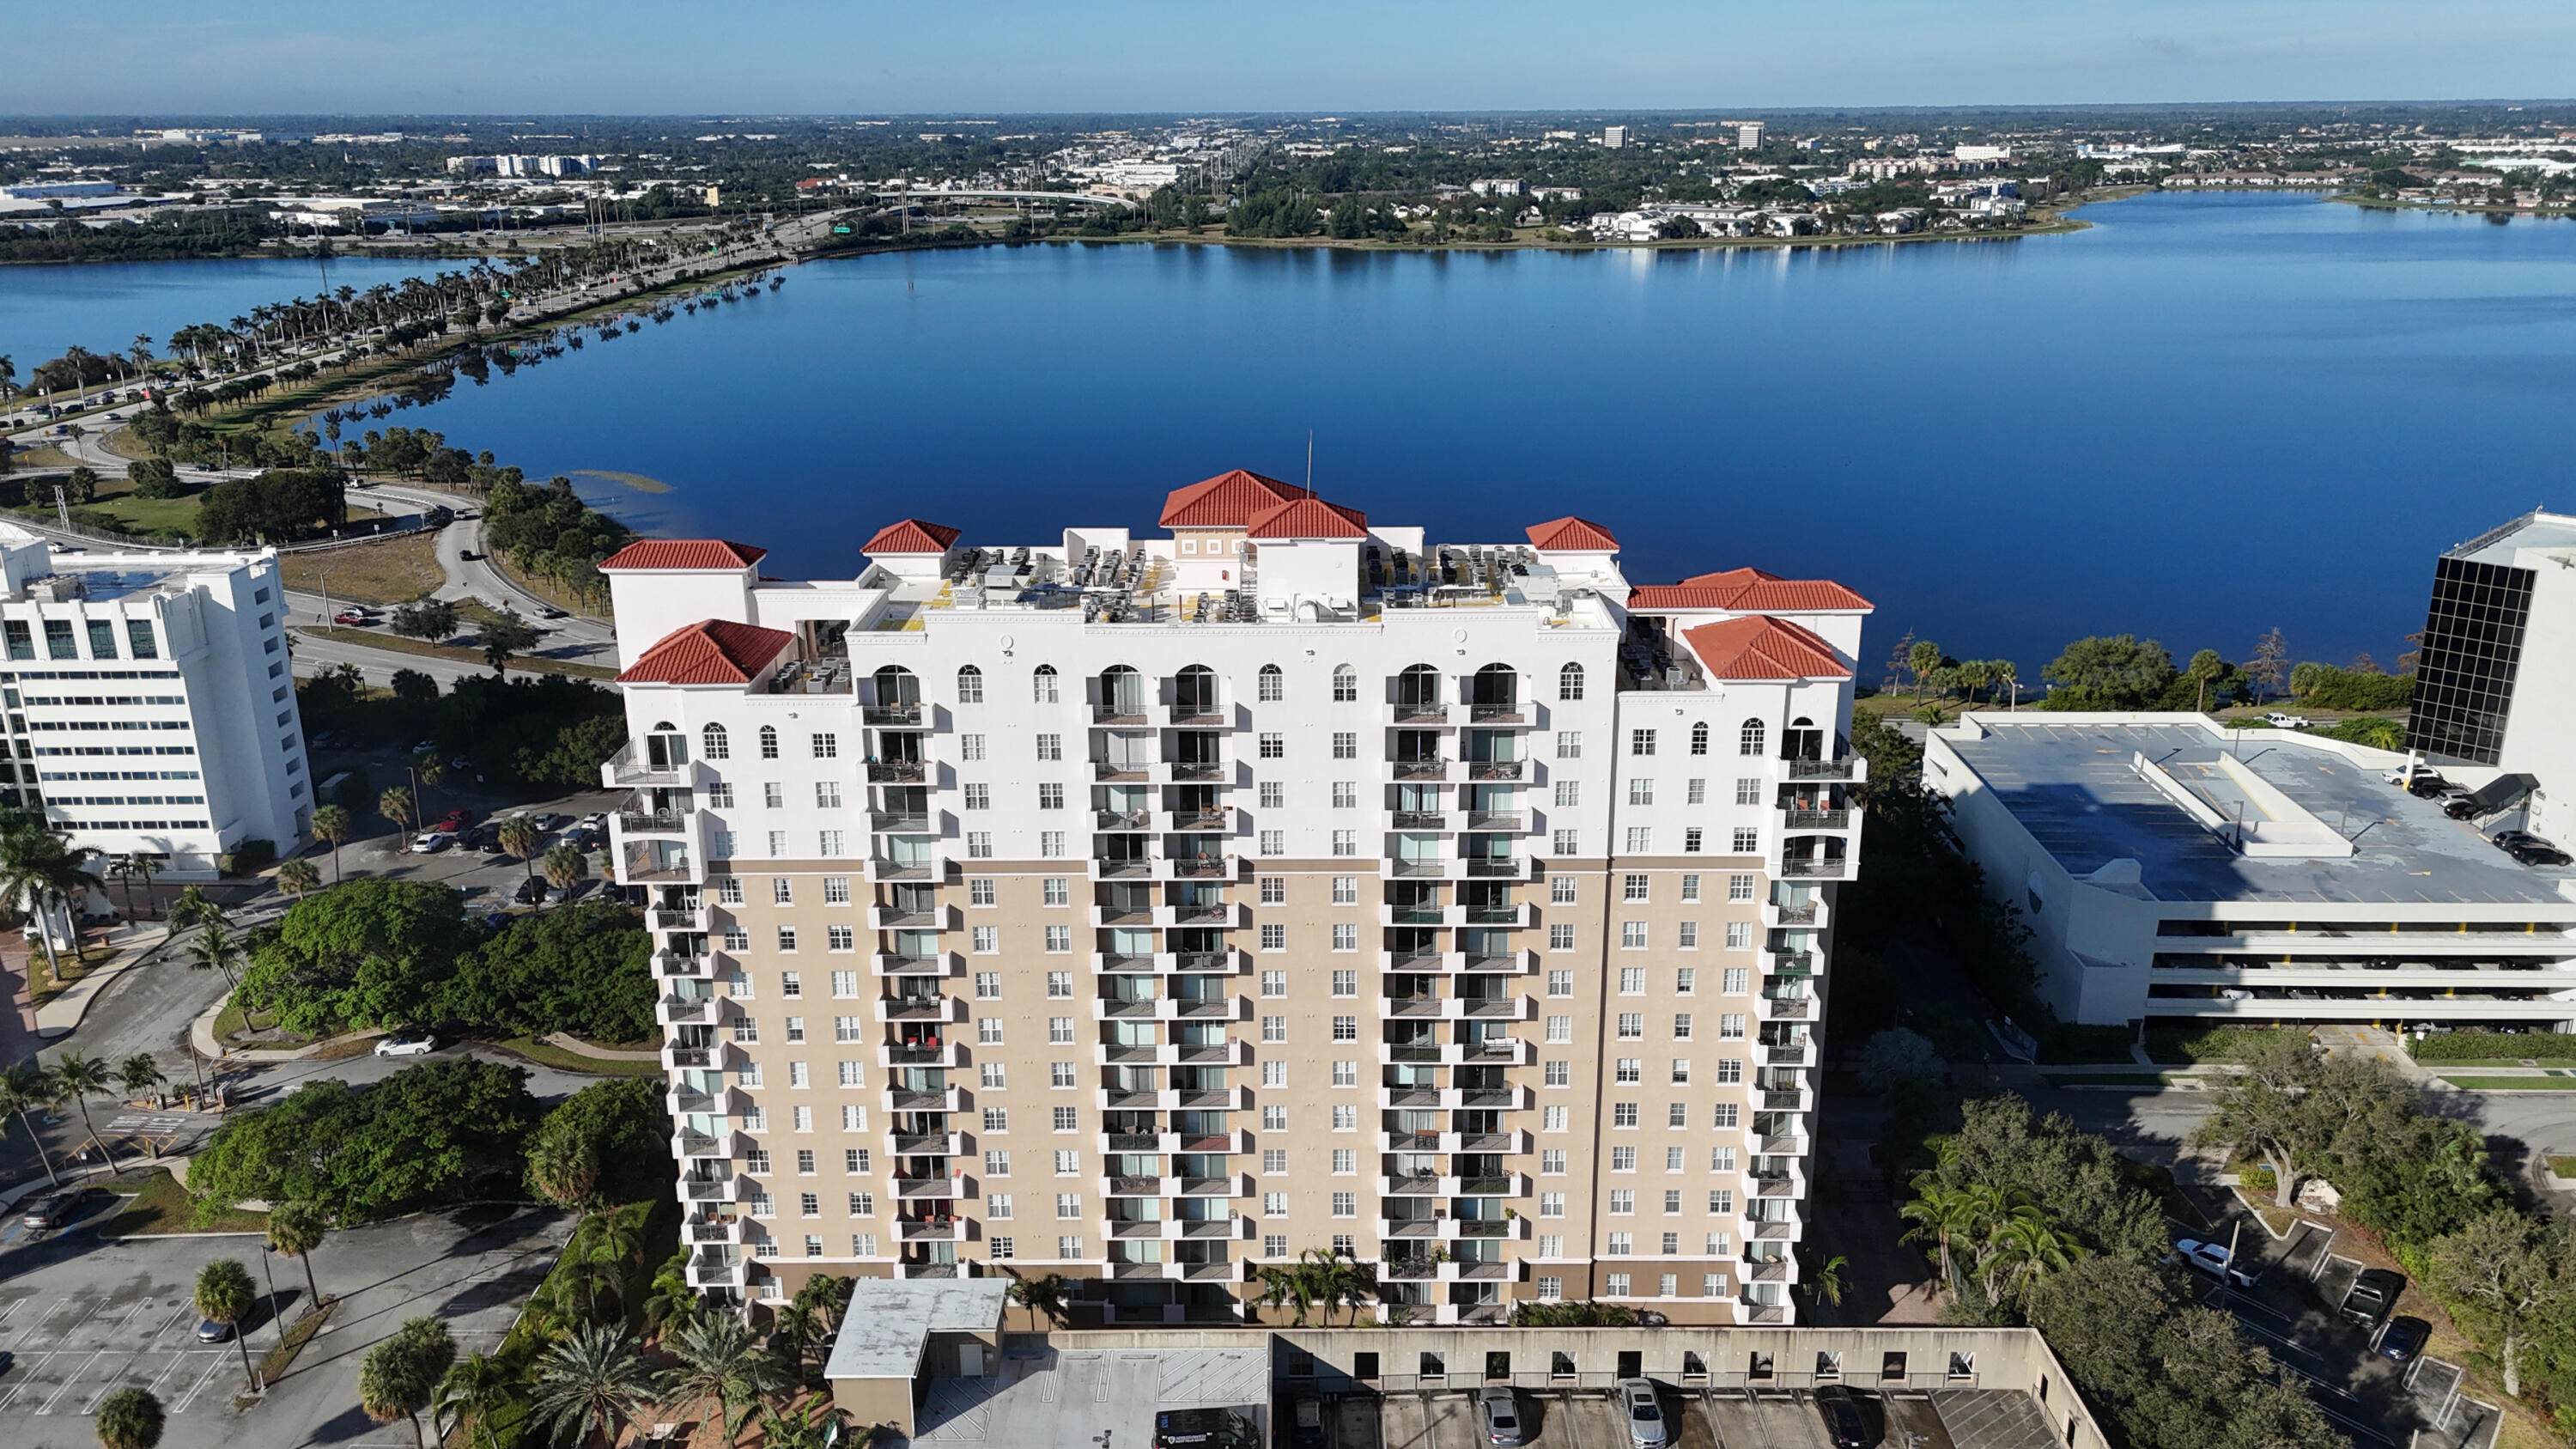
[10,195,2575,677]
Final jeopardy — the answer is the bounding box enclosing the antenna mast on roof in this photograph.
[1306,430,1314,494]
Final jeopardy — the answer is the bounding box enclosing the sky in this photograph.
[10,0,2576,115]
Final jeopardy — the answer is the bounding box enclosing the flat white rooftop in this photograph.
[821,1278,1007,1380]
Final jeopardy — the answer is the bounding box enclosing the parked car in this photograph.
[196,1319,234,1343]
[410,831,451,854]
[2341,1269,2404,1329]
[1477,1385,1524,1446]
[2175,1238,2261,1289]
[1616,1379,1667,1449]
[531,812,570,831]
[374,1032,436,1057]
[538,606,568,619]
[575,812,607,832]
[2263,712,2312,728]
[1292,1397,1325,1447]
[333,610,372,626]
[410,739,440,754]
[2493,830,2541,850]
[2508,841,2573,867]
[563,826,604,850]
[437,807,476,831]
[2406,774,2454,799]
[2378,1316,2430,1362]
[462,824,501,852]
[514,875,549,905]
[1813,1385,1874,1449]
[2384,766,2441,788]
[21,1189,84,1229]
[2440,791,2482,819]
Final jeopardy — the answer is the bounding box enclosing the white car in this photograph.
[2175,1238,2261,1288]
[410,831,452,854]
[374,1032,436,1057]
[2263,712,2312,729]
[1617,1379,1668,1449]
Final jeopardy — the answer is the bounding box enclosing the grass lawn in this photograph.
[72,474,207,536]
[11,443,79,470]
[99,1168,268,1237]
[279,532,442,606]
[489,554,601,618]
[2437,1076,2576,1091]
[2548,1156,2576,1178]
[296,624,616,679]
[491,1035,664,1076]
[258,1302,333,1383]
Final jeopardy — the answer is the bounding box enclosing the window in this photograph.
[1543,1105,1568,1132]
[1258,732,1284,759]
[1037,782,1064,810]
[1678,922,1698,949]
[1726,922,1753,950]
[1055,1150,1080,1176]
[758,726,780,759]
[1043,877,1070,906]
[1690,721,1710,756]
[1687,779,1707,806]
[815,781,842,809]
[1261,924,1286,952]
[1551,876,1577,905]
[764,782,786,810]
[1264,1233,1289,1258]
[960,734,987,762]
[1263,1106,1288,1130]
[1263,1192,1288,1217]
[1722,967,1748,995]
[1261,1015,1286,1043]
[969,925,998,954]
[979,1020,1004,1045]
[781,971,804,998]
[1667,1151,1686,1176]
[1540,1194,1565,1218]
[1331,731,1358,759]
[1613,1103,1639,1128]
[1609,1190,1635,1215]
[1621,922,1648,950]
[1613,1059,1639,1084]
[777,926,799,953]
[1047,972,1073,998]
[1330,780,1358,809]
[1668,1103,1689,1128]
[1547,970,1573,997]
[1628,777,1654,806]
[1259,876,1286,905]
[1619,965,1645,993]
[1684,828,1703,854]
[1261,971,1286,998]
[1545,1061,1570,1087]
[1729,874,1757,901]
[125,620,158,660]
[1731,827,1759,853]
[1715,1103,1740,1129]
[1719,1013,1747,1039]
[1258,664,1284,702]
[1558,662,1585,701]
[1674,1013,1694,1039]
[1054,1105,1078,1129]
[1258,782,1285,809]
[1332,1062,1358,1088]
[1739,718,1766,757]
[963,783,990,811]
[1051,1062,1077,1088]
[830,925,859,953]
[956,666,984,703]
[1735,777,1762,806]
[1542,1149,1566,1174]
[1261,1061,1287,1088]
[1556,731,1582,759]
[1332,876,1358,904]
[1048,1018,1075,1043]
[987,1194,1012,1219]
[708,784,736,808]
[1631,728,1656,757]
[968,831,993,858]
[975,971,1001,998]
[984,1107,1010,1132]
[824,877,852,905]
[1552,830,1578,855]
[1716,1059,1744,1085]
[702,723,731,760]
[811,733,837,759]
[1606,1235,1632,1258]
[1040,831,1066,858]
[1548,923,1576,952]
[1625,827,1653,853]
[1331,830,1357,856]
[1546,1015,1572,1043]
[1331,664,1357,702]
[1044,925,1072,953]
[1035,732,1062,760]
[1259,830,1285,855]
[1555,779,1580,808]
[1032,666,1059,703]
[1331,1015,1358,1042]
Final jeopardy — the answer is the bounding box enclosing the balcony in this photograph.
[1376,1084,1533,1111]
[651,906,710,932]
[662,1039,728,1071]
[1096,808,1155,832]
[681,1172,739,1202]
[896,1216,969,1241]
[652,949,712,979]
[1463,810,1529,833]
[1093,758,1157,783]
[1779,807,1853,831]
[1094,1085,1251,1112]
[865,759,929,784]
[1757,995,1815,1021]
[876,994,966,1023]
[603,742,695,788]
[1091,995,1251,1022]
[1759,1130,1812,1157]
[1377,994,1534,1022]
[1389,857,1448,880]
[1467,703,1528,725]
[1760,1085,1815,1112]
[1750,1210,1803,1240]
[1092,953,1160,976]
[1161,899,1243,928]
[887,1131,967,1158]
[864,703,925,727]
[1161,855,1239,881]
[866,854,944,884]
[1762,1041,1811,1067]
[684,1248,744,1288]
[1390,810,1452,831]
[1108,1216,1254,1242]
[895,1259,977,1279]
[657,992,720,1027]
[1378,1129,1529,1154]
[1752,1172,1804,1199]
[1091,899,1156,928]
[1168,807,1239,833]
[1387,701,1456,727]
[878,1041,963,1068]
[1777,856,1850,880]
[1391,758,1450,782]
[885,1084,966,1112]
[874,952,963,978]
[668,1087,723,1115]
[868,810,933,834]
[1783,755,1863,782]
[1743,1255,1795,1283]
[1098,1129,1250,1156]
[1734,1301,1793,1325]
[1376,1038,1530,1066]
[686,1216,744,1245]
[1464,759,1525,782]
[895,1174,964,1200]
[1378,1173,1529,1198]
[1764,900,1823,928]
[1094,703,1150,726]
[1096,1038,1251,1067]
[674,1127,737,1160]
[1091,855,1156,880]
[1767,950,1816,974]
[871,903,951,930]
[1170,950,1247,974]
[1461,855,1531,880]
[1380,1215,1528,1242]
[1169,760,1231,784]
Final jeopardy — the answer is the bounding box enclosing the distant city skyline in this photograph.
[10,0,2576,117]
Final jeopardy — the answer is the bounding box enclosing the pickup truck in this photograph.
[2263,712,2312,729]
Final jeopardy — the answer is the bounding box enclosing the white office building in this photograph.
[1928,713,2576,1032]
[0,525,310,877]
[598,472,1869,1325]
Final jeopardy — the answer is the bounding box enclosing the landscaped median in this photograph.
[295,624,617,679]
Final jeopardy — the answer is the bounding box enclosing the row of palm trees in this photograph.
[1250,1248,1381,1326]
[0,1050,173,1184]
[1899,1143,2085,1309]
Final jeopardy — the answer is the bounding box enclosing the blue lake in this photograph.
[11,193,2576,678]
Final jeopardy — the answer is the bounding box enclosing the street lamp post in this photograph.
[258,1242,284,1354]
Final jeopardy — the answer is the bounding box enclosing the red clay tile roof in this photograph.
[1525,516,1620,551]
[618,619,795,686]
[862,519,964,554]
[1159,469,1314,528]
[1680,615,1851,681]
[1627,567,1873,612]
[1246,496,1370,540]
[598,539,769,571]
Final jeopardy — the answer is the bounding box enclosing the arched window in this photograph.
[872,665,919,707]
[1256,664,1284,703]
[1100,665,1144,717]
[956,665,984,704]
[759,725,781,760]
[1738,718,1766,758]
[647,721,687,772]
[1032,665,1060,703]
[1175,664,1218,718]
[1331,664,1358,703]
[1558,662,1585,702]
[1689,722,1709,757]
[1471,663,1516,707]
[1396,663,1442,711]
[701,723,731,760]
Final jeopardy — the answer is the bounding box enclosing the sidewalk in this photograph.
[33,923,167,1039]
[187,997,381,1063]
[539,1032,661,1062]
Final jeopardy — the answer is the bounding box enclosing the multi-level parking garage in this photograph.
[1926,715,2576,1032]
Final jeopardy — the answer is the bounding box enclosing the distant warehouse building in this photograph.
[2,180,118,200]
[0,524,310,880]
[1926,713,2576,1032]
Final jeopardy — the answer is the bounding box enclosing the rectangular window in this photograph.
[85,620,118,660]
[1684,828,1704,854]
[125,621,158,660]
[1552,830,1578,855]
[1678,922,1698,949]
[1332,876,1358,904]
[1729,874,1757,902]
[1259,876,1286,904]
[1331,781,1357,808]
[975,971,1001,999]
[1261,923,1286,952]
[1261,1015,1286,1043]
[829,925,857,952]
[1556,731,1582,759]
[1547,970,1573,997]
[1625,827,1652,853]
[1621,922,1648,950]
[1036,782,1064,810]
[1036,732,1062,760]
[1258,732,1284,759]
[1722,967,1748,995]
[1331,731,1358,759]
[1674,1013,1694,1039]
[1044,926,1071,953]
[811,733,837,759]
[967,831,993,858]
[1631,729,1656,757]
[1259,830,1285,855]
[776,926,799,953]
[1732,827,1759,853]
[1546,1015,1571,1044]
[1619,966,1645,993]
[1628,777,1654,806]
[1039,831,1066,858]
[1548,923,1576,953]
[1726,922,1753,950]
[1043,877,1069,906]
[823,877,851,904]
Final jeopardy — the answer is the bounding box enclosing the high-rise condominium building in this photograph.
[2404,509,2576,843]
[601,472,1868,1327]
[0,523,309,879]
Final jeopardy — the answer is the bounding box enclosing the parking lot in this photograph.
[1317,1384,2052,1449]
[0,1202,571,1449]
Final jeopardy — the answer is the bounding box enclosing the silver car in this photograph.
[1618,1379,1666,1449]
[1477,1385,1523,1446]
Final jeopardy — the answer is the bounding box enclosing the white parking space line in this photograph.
[0,1352,52,1410]
[144,1350,193,1397]
[35,1349,108,1414]
[169,1353,232,1414]
[79,1352,154,1415]
[2,1297,74,1351]
[149,1305,195,1343]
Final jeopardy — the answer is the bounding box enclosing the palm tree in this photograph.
[379,786,416,836]
[120,851,161,922]
[769,1302,826,1381]
[191,923,242,990]
[496,816,541,875]
[659,1313,789,1440]
[1797,1251,1851,1312]
[1310,1248,1377,1326]
[116,1053,164,1108]
[1899,1182,1981,1289]
[1007,1272,1072,1331]
[0,824,96,983]
[276,859,321,898]
[526,1132,599,1209]
[528,1323,656,1449]
[311,805,353,883]
[1978,1207,2083,1304]
[50,1050,121,1171]
[166,884,227,938]
[0,1061,61,1187]
[435,1351,523,1449]
[361,1317,455,1449]
[268,1201,330,1312]
[195,1259,258,1391]
[540,843,587,908]
[758,1398,851,1449]
[641,1255,700,1334]
[1252,1260,1321,1326]
[94,1385,164,1449]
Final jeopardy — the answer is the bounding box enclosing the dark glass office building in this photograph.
[2404,556,2536,765]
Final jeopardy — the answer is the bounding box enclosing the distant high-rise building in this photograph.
[1601,126,1628,149]
[1733,122,1765,151]
[2405,510,2576,840]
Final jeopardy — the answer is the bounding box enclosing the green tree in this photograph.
[477,608,541,676]
[530,1324,657,1449]
[234,876,472,1034]
[659,1314,789,1440]
[191,922,241,989]
[1008,1272,1072,1330]
[496,816,542,874]
[195,1259,258,1391]
[389,600,459,642]
[539,843,588,906]
[50,1050,122,1171]
[0,824,97,983]
[1907,638,1943,703]
[2426,1209,2572,1401]
[64,465,100,504]
[116,1052,164,1107]
[435,1351,522,1449]
[311,804,353,882]
[756,1399,851,1449]
[525,1078,666,1205]
[2039,634,2178,709]
[0,1061,61,1187]
[268,1200,331,1312]
[94,1385,165,1449]
[379,786,416,835]
[187,1058,537,1223]
[276,858,322,898]
[2185,648,2227,714]
[2190,1032,2324,1209]
[360,1316,455,1449]
[130,456,184,499]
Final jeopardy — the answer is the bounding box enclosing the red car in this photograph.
[334,610,372,625]
[437,807,475,831]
